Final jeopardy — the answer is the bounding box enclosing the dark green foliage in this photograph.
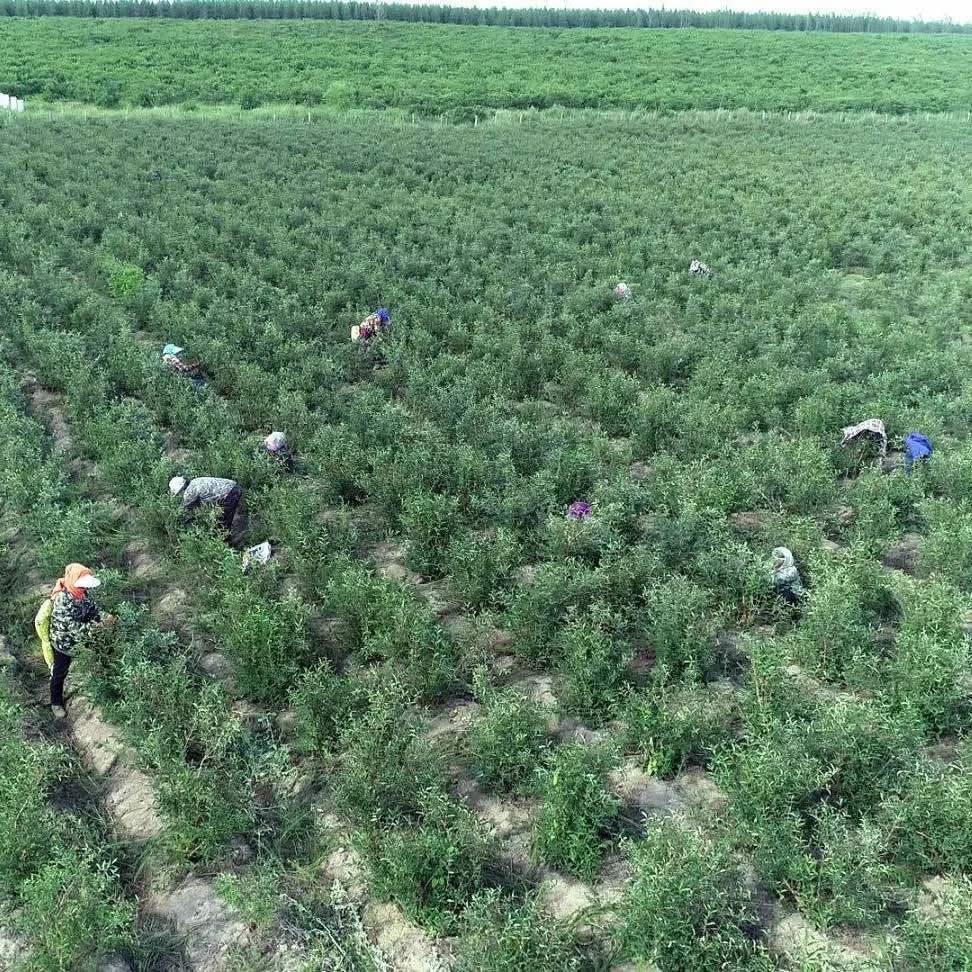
[881,753,972,875]
[2,20,971,113]
[325,559,459,701]
[555,604,633,724]
[532,743,620,879]
[468,668,548,792]
[624,678,736,778]
[445,528,520,611]
[401,490,462,578]
[333,681,445,825]
[455,889,588,972]
[895,877,972,969]
[616,819,770,970]
[360,788,494,934]
[289,661,366,756]
[79,606,258,861]
[0,692,135,970]
[2,89,972,967]
[636,576,716,680]
[205,581,312,706]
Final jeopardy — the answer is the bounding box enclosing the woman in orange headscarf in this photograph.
[46,564,114,718]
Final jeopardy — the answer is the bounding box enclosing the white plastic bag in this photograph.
[242,541,273,572]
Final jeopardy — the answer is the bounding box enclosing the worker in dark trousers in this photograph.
[169,475,243,533]
[38,564,115,718]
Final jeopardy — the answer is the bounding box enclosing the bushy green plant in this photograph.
[468,668,547,792]
[333,681,444,825]
[401,490,462,578]
[794,559,898,685]
[325,559,459,701]
[209,585,312,705]
[544,502,627,566]
[505,562,604,664]
[532,743,620,879]
[214,867,281,929]
[289,661,366,756]
[917,497,972,587]
[92,608,256,860]
[555,604,633,725]
[881,755,972,874]
[842,466,923,552]
[361,788,493,934]
[0,694,134,971]
[895,877,972,969]
[100,255,145,299]
[636,576,715,680]
[16,845,135,972]
[445,528,520,611]
[455,889,587,972]
[624,678,736,778]
[790,807,893,928]
[616,819,769,971]
[883,577,970,734]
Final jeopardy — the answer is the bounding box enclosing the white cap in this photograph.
[169,476,188,495]
[74,574,101,589]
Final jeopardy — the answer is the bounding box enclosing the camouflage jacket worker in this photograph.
[49,590,103,657]
[180,476,239,510]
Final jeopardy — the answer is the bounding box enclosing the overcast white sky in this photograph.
[430,0,970,23]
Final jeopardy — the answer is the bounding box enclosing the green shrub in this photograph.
[468,668,547,792]
[895,877,972,969]
[209,587,312,705]
[555,605,633,725]
[361,789,493,934]
[616,819,769,971]
[544,502,627,566]
[722,672,923,895]
[532,743,620,879]
[791,807,893,928]
[99,255,145,299]
[0,693,134,971]
[325,560,459,701]
[794,559,898,685]
[214,867,281,930]
[636,576,715,680]
[843,466,922,552]
[918,497,972,588]
[92,609,256,860]
[16,845,135,971]
[289,661,366,756]
[884,577,970,734]
[624,678,736,778]
[0,699,68,890]
[445,528,520,611]
[334,681,444,825]
[505,562,604,664]
[881,755,972,875]
[455,889,586,972]
[401,490,462,578]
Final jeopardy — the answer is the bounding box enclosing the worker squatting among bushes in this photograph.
[770,547,805,605]
[35,564,115,718]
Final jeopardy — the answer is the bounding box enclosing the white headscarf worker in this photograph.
[770,547,805,604]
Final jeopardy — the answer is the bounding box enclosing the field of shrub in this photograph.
[0,18,971,970]
[1,18,971,113]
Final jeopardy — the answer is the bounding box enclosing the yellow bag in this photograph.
[34,598,54,672]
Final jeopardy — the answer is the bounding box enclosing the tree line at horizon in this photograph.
[0,0,969,33]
